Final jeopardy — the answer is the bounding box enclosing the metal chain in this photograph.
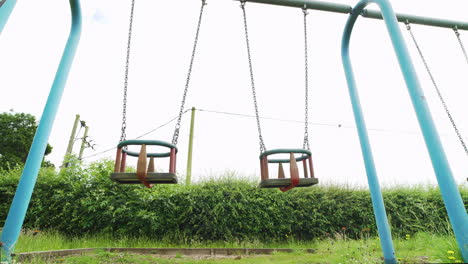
[406,22,468,156]
[172,0,207,146]
[240,0,266,153]
[302,7,310,150]
[120,0,136,143]
[453,28,468,66]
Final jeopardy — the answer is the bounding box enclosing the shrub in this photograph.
[0,161,466,242]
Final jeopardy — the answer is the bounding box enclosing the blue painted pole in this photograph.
[0,1,82,263]
[0,0,17,34]
[341,1,396,263]
[342,0,468,262]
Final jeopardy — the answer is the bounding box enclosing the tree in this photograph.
[0,111,53,170]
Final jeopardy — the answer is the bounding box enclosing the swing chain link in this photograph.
[406,22,468,157]
[302,6,310,150]
[453,27,468,66]
[172,0,207,146]
[240,0,267,153]
[120,0,136,143]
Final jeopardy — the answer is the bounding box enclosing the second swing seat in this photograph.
[259,148,318,191]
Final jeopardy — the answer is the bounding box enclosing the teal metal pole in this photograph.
[0,0,17,34]
[342,0,468,263]
[0,0,82,262]
[341,2,396,263]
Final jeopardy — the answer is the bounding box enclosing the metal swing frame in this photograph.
[241,0,468,263]
[0,1,82,262]
[1,0,467,263]
[0,0,16,34]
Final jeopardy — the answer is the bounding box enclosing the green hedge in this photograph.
[1,160,467,242]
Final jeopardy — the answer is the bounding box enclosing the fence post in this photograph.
[186,107,196,185]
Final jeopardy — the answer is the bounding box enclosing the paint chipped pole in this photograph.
[0,0,82,263]
[341,0,468,262]
[78,125,89,160]
[185,107,196,185]
[0,0,17,34]
[63,114,80,167]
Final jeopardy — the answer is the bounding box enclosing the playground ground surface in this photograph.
[9,231,463,263]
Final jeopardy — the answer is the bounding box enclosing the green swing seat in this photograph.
[112,140,178,187]
[110,172,177,184]
[258,149,318,190]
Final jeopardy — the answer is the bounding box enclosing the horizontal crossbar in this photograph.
[242,0,468,30]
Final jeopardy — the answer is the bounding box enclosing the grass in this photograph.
[14,230,307,252]
[10,231,464,263]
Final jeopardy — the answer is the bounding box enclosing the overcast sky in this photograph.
[1,0,468,187]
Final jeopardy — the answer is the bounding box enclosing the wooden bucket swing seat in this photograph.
[259,149,318,191]
[111,140,178,187]
[240,2,318,191]
[111,0,207,187]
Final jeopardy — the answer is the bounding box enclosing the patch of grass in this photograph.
[394,232,463,263]
[14,230,318,253]
[12,231,465,263]
[14,230,169,253]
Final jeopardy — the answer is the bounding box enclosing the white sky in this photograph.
[1,0,467,187]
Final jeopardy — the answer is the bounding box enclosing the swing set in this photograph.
[111,0,318,191]
[1,0,468,263]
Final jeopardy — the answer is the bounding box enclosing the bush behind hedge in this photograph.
[1,160,466,242]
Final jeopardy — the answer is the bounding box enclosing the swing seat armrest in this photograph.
[259,148,311,163]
